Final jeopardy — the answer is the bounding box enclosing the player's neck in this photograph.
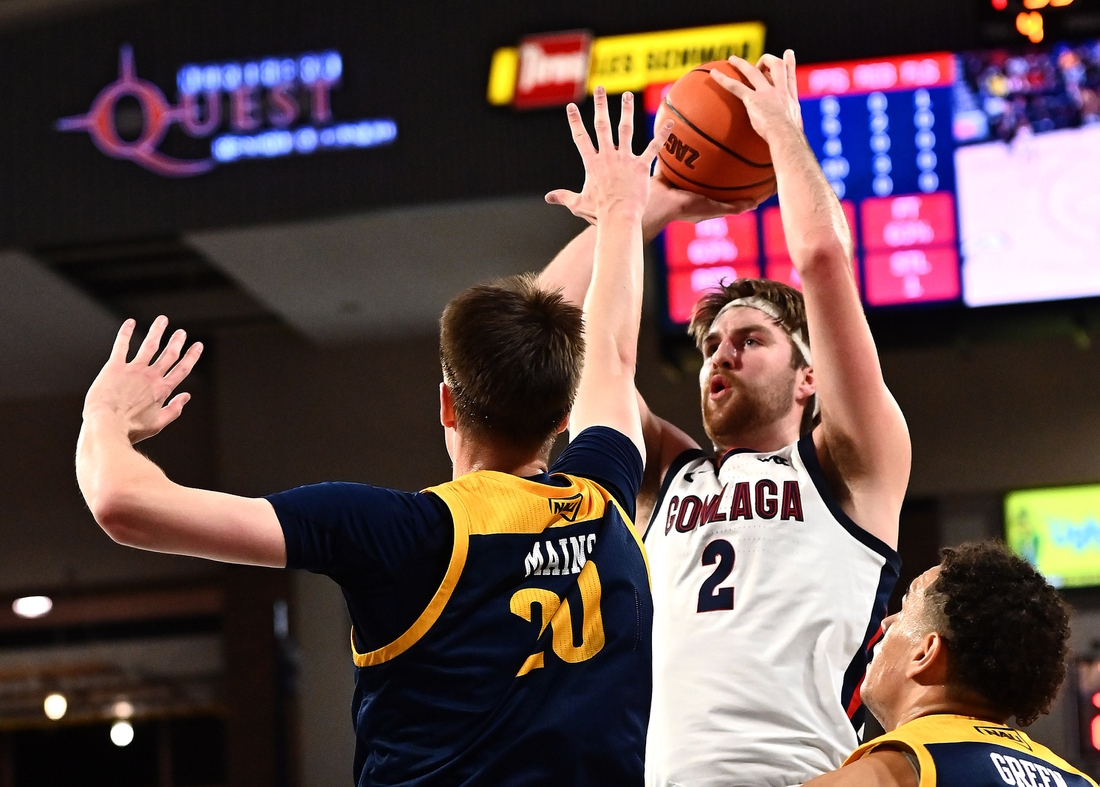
[883,689,1008,732]
[713,417,801,456]
[451,433,548,480]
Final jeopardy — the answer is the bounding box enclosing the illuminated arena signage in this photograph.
[57,46,397,177]
[487,22,766,108]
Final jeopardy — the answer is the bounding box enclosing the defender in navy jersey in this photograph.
[805,543,1091,787]
[540,50,912,787]
[76,90,672,786]
[269,429,651,785]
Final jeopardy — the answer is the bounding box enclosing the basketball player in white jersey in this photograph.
[541,50,911,787]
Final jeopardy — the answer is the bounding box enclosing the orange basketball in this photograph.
[655,60,776,203]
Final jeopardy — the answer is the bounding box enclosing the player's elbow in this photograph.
[793,235,853,279]
[87,486,151,548]
[607,334,639,375]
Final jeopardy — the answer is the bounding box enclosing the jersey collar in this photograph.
[716,447,763,470]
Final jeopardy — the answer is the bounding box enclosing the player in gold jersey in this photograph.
[804,542,1095,787]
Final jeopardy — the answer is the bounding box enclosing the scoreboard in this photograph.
[653,38,1100,326]
[800,54,961,308]
[653,52,962,323]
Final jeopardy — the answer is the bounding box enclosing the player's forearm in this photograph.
[771,124,854,277]
[77,415,286,565]
[771,125,911,483]
[569,207,647,456]
[76,413,178,544]
[539,184,677,307]
[585,208,645,369]
[539,226,597,307]
[770,120,876,376]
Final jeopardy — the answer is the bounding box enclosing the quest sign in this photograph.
[57,46,397,177]
[487,22,766,110]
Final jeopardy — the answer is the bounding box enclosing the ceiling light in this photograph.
[112,700,134,719]
[12,596,53,619]
[110,720,134,747]
[43,693,67,720]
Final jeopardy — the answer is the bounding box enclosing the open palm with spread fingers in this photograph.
[84,316,204,444]
[545,87,674,224]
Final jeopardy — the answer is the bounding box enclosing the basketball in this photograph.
[654,60,776,203]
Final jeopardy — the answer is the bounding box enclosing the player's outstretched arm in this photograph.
[539,175,757,306]
[714,50,911,548]
[540,122,760,501]
[76,317,286,567]
[544,87,670,461]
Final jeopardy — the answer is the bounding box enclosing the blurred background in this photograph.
[0,0,1099,784]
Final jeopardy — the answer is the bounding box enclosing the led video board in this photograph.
[1006,484,1100,589]
[655,39,1100,325]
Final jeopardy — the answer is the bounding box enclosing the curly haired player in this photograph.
[805,541,1093,787]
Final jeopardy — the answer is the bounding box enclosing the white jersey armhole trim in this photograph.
[642,448,709,543]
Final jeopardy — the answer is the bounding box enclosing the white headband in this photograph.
[710,296,812,367]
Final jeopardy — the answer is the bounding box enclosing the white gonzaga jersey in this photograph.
[643,433,899,787]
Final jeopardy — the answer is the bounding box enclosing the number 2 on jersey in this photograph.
[697,539,735,612]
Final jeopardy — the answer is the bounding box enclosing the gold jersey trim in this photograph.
[350,488,470,668]
[845,714,1097,787]
[349,470,649,667]
[436,471,608,534]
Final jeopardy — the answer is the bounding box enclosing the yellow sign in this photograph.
[487,22,766,106]
[1005,484,1100,588]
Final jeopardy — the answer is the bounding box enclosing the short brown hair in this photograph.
[439,274,585,452]
[930,542,1070,726]
[688,279,810,367]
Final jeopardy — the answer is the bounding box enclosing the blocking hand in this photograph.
[649,171,768,223]
[83,316,203,444]
[711,49,803,145]
[545,86,674,224]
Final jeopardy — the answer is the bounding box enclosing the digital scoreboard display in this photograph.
[1006,484,1100,589]
[653,38,1100,326]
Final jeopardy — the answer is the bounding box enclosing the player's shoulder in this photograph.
[552,426,644,516]
[555,425,643,470]
[269,480,439,520]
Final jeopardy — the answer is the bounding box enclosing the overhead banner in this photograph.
[57,45,397,177]
[487,22,766,108]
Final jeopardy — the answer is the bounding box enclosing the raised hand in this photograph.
[83,316,203,444]
[545,86,674,224]
[711,49,803,145]
[647,172,767,227]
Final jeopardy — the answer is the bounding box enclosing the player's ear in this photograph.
[555,414,570,435]
[440,383,456,429]
[796,364,815,404]
[907,631,948,683]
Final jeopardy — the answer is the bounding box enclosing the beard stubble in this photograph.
[701,365,799,450]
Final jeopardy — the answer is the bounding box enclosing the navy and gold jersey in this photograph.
[846,714,1098,787]
[268,427,651,787]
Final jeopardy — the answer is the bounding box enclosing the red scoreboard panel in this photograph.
[761,201,860,293]
[664,213,761,324]
[860,193,960,306]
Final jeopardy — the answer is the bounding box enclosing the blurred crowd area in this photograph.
[954,39,1100,143]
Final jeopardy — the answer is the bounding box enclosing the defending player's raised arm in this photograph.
[538,176,758,307]
[76,317,286,567]
[539,125,761,501]
[544,88,671,461]
[714,50,911,547]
